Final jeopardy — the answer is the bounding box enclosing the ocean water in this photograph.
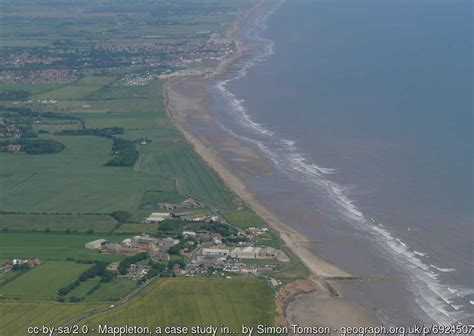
[209,0,473,326]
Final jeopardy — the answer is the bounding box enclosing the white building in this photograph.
[202,248,229,257]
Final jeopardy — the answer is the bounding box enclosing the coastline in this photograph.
[162,0,379,329]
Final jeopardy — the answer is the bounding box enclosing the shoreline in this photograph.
[162,0,380,329]
[164,0,350,281]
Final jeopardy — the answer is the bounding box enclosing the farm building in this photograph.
[133,234,158,246]
[144,212,170,223]
[84,239,108,249]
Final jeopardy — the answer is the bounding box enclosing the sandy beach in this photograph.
[162,0,380,330]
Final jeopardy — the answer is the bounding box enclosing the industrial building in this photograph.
[230,246,279,260]
[202,248,229,257]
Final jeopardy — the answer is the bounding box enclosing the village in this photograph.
[81,203,288,287]
[0,32,234,85]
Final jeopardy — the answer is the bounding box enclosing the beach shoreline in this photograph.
[162,0,380,329]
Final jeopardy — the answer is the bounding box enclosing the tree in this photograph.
[111,211,132,223]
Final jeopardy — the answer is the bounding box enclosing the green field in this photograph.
[82,277,274,333]
[0,135,166,213]
[0,261,90,300]
[0,232,128,261]
[221,209,266,228]
[64,276,136,302]
[112,223,160,234]
[85,278,136,301]
[33,76,116,101]
[0,214,117,233]
[66,277,101,300]
[0,301,103,336]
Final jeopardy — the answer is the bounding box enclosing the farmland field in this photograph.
[0,301,104,336]
[66,277,102,300]
[0,135,167,213]
[84,278,136,301]
[0,261,90,300]
[137,141,237,209]
[0,214,117,233]
[0,232,128,261]
[64,277,136,302]
[82,277,274,332]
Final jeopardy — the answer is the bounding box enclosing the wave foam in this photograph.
[431,265,456,273]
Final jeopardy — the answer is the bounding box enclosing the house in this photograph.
[85,239,108,249]
[144,212,170,223]
[27,259,41,267]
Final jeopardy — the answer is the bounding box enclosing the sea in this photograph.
[207,0,473,326]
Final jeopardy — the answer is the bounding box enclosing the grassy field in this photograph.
[0,135,167,213]
[82,277,274,332]
[0,232,128,261]
[85,278,136,301]
[66,277,101,300]
[0,301,104,336]
[64,276,136,302]
[0,261,90,300]
[0,78,238,223]
[221,208,266,228]
[33,76,116,101]
[0,214,117,233]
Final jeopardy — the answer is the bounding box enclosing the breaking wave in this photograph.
[210,0,472,326]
